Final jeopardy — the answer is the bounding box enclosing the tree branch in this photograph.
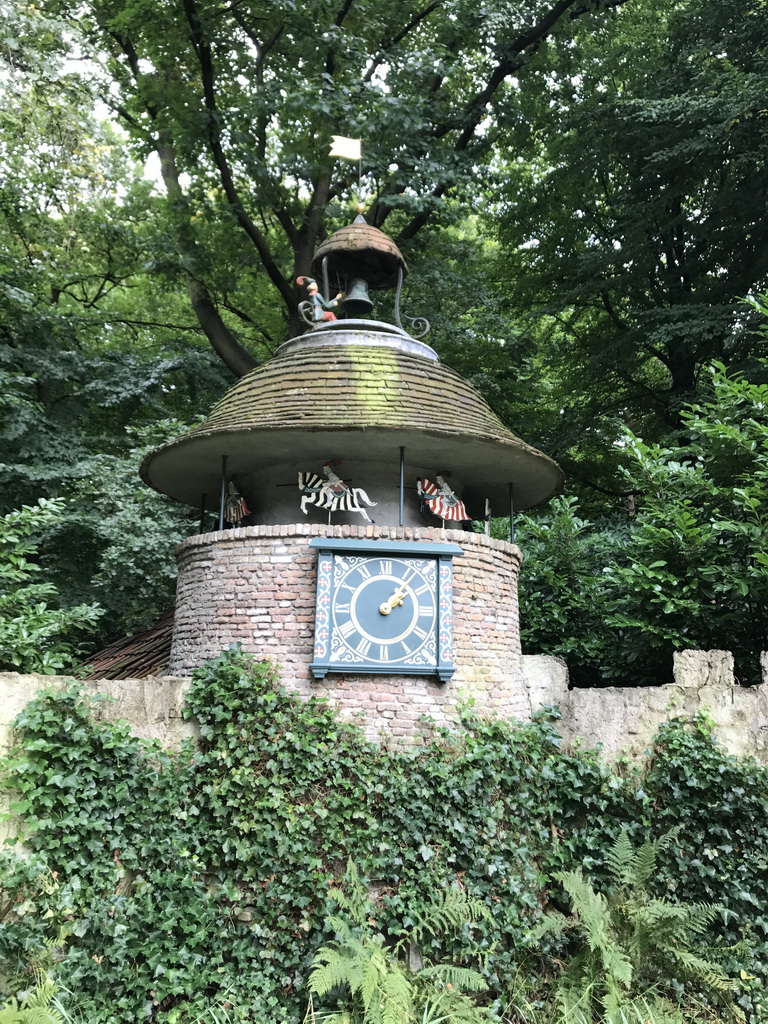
[182,0,294,311]
[387,0,629,238]
[156,133,257,377]
[363,2,442,84]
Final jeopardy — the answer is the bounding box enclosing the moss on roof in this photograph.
[185,345,525,445]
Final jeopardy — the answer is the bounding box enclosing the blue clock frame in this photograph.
[309,538,464,682]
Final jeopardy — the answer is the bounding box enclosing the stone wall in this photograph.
[560,650,768,762]
[2,650,767,763]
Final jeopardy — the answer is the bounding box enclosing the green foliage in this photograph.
[43,423,199,642]
[0,851,66,1024]
[532,830,737,1022]
[499,0,768,462]
[0,500,101,672]
[0,986,63,1024]
[3,652,768,1022]
[0,32,234,644]
[609,361,768,682]
[517,360,768,685]
[308,860,489,1024]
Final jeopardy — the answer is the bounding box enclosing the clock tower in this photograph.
[140,217,563,736]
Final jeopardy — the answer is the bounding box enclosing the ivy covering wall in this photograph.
[1,650,768,1022]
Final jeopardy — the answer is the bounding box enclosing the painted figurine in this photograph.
[298,460,377,522]
[296,276,343,322]
[417,472,470,523]
[224,481,251,525]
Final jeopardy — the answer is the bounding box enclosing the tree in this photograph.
[0,55,234,641]
[497,0,768,489]
[517,360,768,685]
[0,500,101,673]
[33,0,634,373]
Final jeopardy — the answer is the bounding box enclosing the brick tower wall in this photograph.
[169,524,525,740]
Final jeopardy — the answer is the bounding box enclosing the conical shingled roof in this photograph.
[140,323,563,511]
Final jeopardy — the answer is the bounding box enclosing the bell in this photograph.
[341,277,374,317]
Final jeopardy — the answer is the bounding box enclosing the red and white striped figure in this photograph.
[224,481,251,525]
[417,474,470,523]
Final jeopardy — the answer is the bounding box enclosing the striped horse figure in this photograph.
[298,471,377,523]
[417,475,470,524]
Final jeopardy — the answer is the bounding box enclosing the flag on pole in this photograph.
[329,136,362,161]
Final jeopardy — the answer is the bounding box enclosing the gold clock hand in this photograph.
[379,574,415,615]
[379,591,403,615]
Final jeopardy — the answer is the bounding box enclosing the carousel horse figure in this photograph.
[417,473,470,524]
[298,461,377,522]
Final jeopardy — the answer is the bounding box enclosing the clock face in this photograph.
[309,539,461,680]
[330,555,438,668]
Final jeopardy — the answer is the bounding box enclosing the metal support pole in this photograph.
[199,494,207,534]
[218,455,228,531]
[508,482,515,544]
[399,446,405,527]
[322,256,330,308]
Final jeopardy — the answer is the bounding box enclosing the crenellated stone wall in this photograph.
[2,650,767,763]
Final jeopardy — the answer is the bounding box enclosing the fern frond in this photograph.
[0,1001,63,1024]
[418,989,484,1024]
[627,839,657,889]
[360,950,389,1010]
[554,871,633,990]
[309,946,364,997]
[407,886,489,944]
[598,941,633,989]
[680,902,724,936]
[557,872,613,950]
[556,980,595,1022]
[605,831,637,886]
[380,969,413,1024]
[329,860,375,929]
[528,908,571,944]
[418,964,487,993]
[654,825,684,853]
[668,947,736,991]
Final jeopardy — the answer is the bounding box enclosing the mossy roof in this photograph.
[141,343,563,510]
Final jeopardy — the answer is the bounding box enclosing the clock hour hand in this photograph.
[379,575,414,615]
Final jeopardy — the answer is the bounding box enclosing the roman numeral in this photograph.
[414,582,430,596]
[379,560,393,575]
[335,603,350,615]
[357,563,372,579]
[401,640,412,655]
[339,620,356,639]
[340,583,356,593]
[356,637,372,656]
[419,605,433,617]
[413,626,428,641]
[378,645,389,661]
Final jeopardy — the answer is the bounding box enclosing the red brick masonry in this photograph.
[170,524,525,741]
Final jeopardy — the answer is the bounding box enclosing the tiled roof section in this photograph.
[83,609,173,679]
[312,223,406,289]
[183,346,533,449]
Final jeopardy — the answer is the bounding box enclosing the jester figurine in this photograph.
[296,276,343,322]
